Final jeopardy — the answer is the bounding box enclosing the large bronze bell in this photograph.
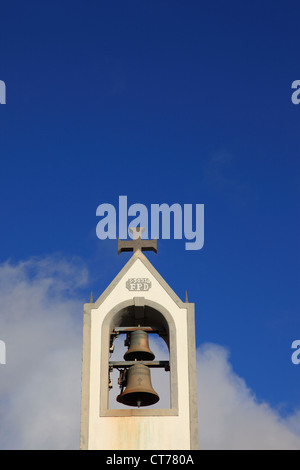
[117,363,160,407]
[124,330,155,361]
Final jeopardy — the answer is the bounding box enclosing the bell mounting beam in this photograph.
[113,326,163,334]
[109,360,170,371]
[118,227,157,255]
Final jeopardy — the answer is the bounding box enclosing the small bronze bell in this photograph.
[124,330,155,361]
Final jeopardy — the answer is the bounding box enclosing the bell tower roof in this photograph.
[89,244,185,310]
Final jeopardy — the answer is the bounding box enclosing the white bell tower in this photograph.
[80,231,198,450]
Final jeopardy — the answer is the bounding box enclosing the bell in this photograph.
[124,330,155,361]
[116,363,160,407]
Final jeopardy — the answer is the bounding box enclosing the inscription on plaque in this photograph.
[126,278,152,291]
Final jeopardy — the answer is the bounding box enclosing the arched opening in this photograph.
[100,300,178,416]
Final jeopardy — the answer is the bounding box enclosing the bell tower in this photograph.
[80,229,198,450]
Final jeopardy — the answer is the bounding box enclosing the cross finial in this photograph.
[118,227,157,255]
[130,226,145,240]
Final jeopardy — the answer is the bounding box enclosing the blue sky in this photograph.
[0,1,299,448]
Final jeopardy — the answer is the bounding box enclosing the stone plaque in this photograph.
[126,278,152,291]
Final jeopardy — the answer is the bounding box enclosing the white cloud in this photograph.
[0,256,299,450]
[196,343,300,450]
[0,256,87,449]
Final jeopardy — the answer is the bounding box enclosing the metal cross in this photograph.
[118,227,157,255]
